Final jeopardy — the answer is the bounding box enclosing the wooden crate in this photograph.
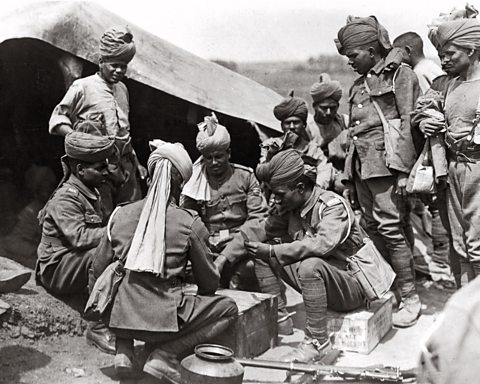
[327,294,393,354]
[212,289,278,358]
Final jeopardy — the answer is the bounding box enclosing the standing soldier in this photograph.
[49,26,144,215]
[335,16,421,327]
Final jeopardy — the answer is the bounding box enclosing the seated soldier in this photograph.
[246,149,370,363]
[90,140,238,382]
[181,114,294,335]
[36,131,116,354]
[263,90,341,193]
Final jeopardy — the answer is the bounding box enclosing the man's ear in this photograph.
[76,163,85,177]
[227,148,232,160]
[368,46,376,58]
[296,182,306,194]
[405,45,412,56]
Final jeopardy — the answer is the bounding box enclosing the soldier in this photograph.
[246,149,368,363]
[36,131,116,354]
[181,114,294,335]
[49,26,145,215]
[91,141,238,382]
[335,15,421,327]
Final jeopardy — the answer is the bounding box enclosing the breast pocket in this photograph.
[226,193,248,219]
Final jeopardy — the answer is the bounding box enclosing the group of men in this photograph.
[31,4,480,383]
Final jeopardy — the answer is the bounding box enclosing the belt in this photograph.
[447,149,480,163]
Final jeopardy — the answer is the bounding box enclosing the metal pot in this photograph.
[180,344,244,384]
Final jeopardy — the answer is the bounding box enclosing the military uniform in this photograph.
[37,174,107,294]
[265,186,365,343]
[182,163,268,267]
[345,51,420,300]
[91,200,238,343]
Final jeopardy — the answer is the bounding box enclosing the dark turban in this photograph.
[335,16,392,55]
[100,26,136,63]
[65,132,115,162]
[310,73,343,105]
[256,149,304,189]
[273,90,308,123]
[429,19,480,51]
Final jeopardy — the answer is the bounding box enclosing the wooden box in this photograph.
[327,294,393,354]
[212,289,278,358]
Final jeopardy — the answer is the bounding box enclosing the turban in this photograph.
[273,90,308,123]
[125,140,192,276]
[429,18,480,51]
[148,139,193,183]
[99,26,136,63]
[335,16,392,55]
[64,132,115,162]
[196,113,231,154]
[310,73,343,105]
[256,149,305,189]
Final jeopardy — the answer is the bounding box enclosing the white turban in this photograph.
[196,113,231,153]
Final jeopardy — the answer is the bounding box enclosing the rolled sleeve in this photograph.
[49,82,84,133]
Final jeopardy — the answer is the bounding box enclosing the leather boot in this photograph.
[393,293,421,328]
[160,316,235,358]
[114,338,142,379]
[143,348,181,384]
[85,321,116,355]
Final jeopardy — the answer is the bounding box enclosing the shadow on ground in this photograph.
[0,345,51,383]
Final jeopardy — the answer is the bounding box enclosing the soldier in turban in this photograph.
[419,7,480,285]
[307,73,348,170]
[36,132,116,355]
[49,25,145,216]
[181,114,295,335]
[336,15,421,328]
[247,149,371,363]
[91,140,238,381]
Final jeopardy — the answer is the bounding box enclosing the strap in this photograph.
[318,196,352,245]
[363,78,389,132]
[107,206,122,242]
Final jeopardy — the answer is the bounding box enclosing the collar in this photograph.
[300,186,322,218]
[369,47,404,76]
[67,174,99,200]
[95,72,114,90]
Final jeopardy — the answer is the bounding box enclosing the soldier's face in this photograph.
[78,160,109,188]
[345,48,375,75]
[99,61,128,83]
[281,117,306,137]
[203,149,230,177]
[272,184,303,212]
[314,99,339,125]
[439,44,471,77]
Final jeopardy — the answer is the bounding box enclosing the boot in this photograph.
[281,336,332,363]
[114,338,142,379]
[0,270,31,293]
[393,294,421,328]
[85,321,116,355]
[159,316,235,358]
[143,348,181,384]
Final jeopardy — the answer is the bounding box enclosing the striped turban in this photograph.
[335,15,392,55]
[273,90,308,123]
[310,73,343,105]
[256,149,305,189]
[429,18,480,51]
[100,26,136,64]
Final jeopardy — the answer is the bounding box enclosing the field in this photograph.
[234,56,358,115]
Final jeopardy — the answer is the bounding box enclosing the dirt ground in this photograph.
[0,250,453,384]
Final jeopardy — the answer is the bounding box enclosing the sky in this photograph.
[1,0,476,61]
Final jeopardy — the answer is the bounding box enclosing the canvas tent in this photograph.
[0,1,283,246]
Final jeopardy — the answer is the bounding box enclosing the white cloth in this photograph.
[181,157,211,201]
[414,59,445,94]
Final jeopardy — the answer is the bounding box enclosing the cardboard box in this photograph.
[327,294,393,354]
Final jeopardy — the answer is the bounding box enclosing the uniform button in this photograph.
[358,104,363,108]
[355,120,360,125]
[353,136,358,141]
[367,73,372,78]
[361,90,365,95]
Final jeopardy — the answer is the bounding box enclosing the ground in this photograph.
[0,253,453,384]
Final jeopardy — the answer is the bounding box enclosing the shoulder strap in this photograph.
[318,196,352,244]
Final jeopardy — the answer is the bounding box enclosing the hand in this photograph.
[396,173,408,197]
[342,184,359,210]
[244,241,270,262]
[137,164,148,180]
[214,254,227,274]
[419,118,445,137]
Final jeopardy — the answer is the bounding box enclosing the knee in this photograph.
[219,297,239,317]
[298,258,328,280]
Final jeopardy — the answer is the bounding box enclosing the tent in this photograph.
[0,1,283,236]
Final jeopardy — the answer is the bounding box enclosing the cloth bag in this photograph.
[84,260,125,321]
[348,238,396,301]
[406,139,436,194]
